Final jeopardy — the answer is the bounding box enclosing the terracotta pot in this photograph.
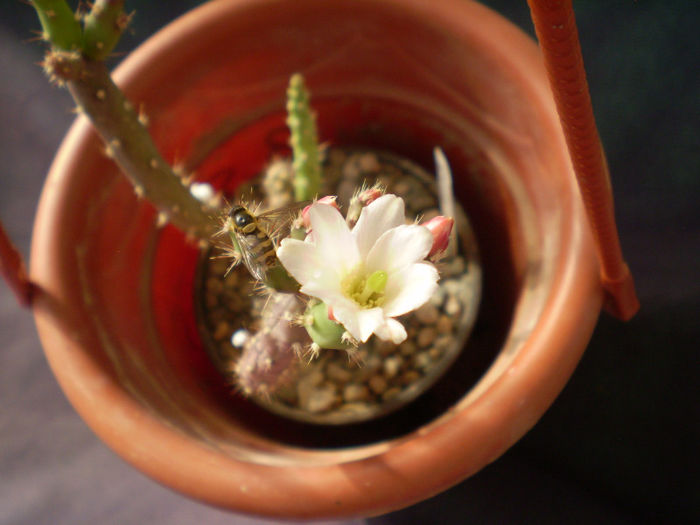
[30,0,603,519]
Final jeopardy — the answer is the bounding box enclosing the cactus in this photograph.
[82,0,132,60]
[32,1,220,240]
[262,158,295,210]
[30,0,82,51]
[233,293,309,397]
[286,73,321,202]
[303,301,352,351]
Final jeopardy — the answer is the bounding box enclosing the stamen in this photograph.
[358,270,387,304]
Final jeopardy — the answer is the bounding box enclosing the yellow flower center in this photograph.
[341,267,388,309]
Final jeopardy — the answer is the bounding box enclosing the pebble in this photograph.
[413,351,433,371]
[382,387,401,402]
[383,356,404,379]
[428,346,443,361]
[358,153,380,172]
[375,339,397,356]
[303,384,337,413]
[357,354,382,381]
[429,286,446,308]
[417,327,437,348]
[368,374,388,395]
[205,294,218,309]
[231,329,250,348]
[436,315,453,334]
[434,335,453,352]
[326,362,352,383]
[442,257,466,277]
[206,277,224,294]
[213,321,231,341]
[339,402,375,419]
[400,370,421,386]
[296,369,325,409]
[445,295,461,316]
[343,383,370,402]
[414,303,439,324]
[399,340,417,357]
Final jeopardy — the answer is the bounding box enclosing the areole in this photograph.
[4,0,639,519]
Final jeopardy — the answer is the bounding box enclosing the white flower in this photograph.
[277,194,439,344]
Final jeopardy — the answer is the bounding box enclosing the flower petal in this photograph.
[352,194,405,259]
[382,262,439,317]
[374,318,408,344]
[308,203,359,275]
[300,278,349,307]
[277,238,323,284]
[366,224,433,275]
[333,305,384,343]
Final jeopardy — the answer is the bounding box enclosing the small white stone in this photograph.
[383,356,403,379]
[231,329,250,348]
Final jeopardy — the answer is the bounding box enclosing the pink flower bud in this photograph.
[423,215,454,257]
[358,187,384,206]
[302,195,339,229]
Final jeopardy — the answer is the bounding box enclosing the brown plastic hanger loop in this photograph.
[527,0,639,320]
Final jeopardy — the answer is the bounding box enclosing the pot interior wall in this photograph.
[39,0,564,462]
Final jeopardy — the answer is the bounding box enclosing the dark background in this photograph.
[1,1,697,524]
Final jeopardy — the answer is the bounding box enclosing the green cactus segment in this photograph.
[31,0,82,51]
[82,0,129,60]
[305,302,351,351]
[286,73,321,202]
[61,56,219,239]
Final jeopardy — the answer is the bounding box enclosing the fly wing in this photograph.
[231,230,268,283]
[255,201,309,245]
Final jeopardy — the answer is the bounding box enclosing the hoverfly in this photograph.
[222,201,306,284]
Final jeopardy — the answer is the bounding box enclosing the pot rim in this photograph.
[30,0,603,519]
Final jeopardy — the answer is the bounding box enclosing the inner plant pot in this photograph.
[30,0,602,518]
[195,146,482,425]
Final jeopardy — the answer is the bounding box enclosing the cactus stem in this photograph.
[286,73,321,202]
[30,0,82,51]
[82,0,131,60]
[52,56,220,239]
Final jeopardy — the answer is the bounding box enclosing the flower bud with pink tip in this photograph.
[301,195,339,229]
[357,186,383,206]
[423,215,454,258]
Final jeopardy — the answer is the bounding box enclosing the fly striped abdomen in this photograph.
[228,204,280,282]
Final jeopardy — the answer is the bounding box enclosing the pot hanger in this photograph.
[528,0,639,320]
